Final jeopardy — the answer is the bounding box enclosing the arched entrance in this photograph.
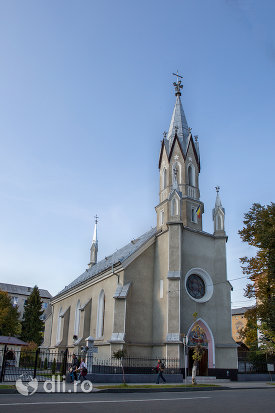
[186,318,215,376]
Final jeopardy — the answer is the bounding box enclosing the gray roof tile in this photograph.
[0,283,52,299]
[57,227,157,297]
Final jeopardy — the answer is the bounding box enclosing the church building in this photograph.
[44,77,238,378]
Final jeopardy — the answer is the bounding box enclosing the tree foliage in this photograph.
[239,202,275,353]
[21,285,44,346]
[113,348,127,384]
[0,290,21,336]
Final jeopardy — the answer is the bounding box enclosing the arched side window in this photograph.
[216,214,223,230]
[162,168,167,190]
[172,162,181,185]
[56,307,62,343]
[171,198,178,216]
[96,290,105,338]
[191,207,197,223]
[188,164,195,187]
[74,299,81,337]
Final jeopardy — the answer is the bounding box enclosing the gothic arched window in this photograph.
[188,164,195,187]
[74,299,81,338]
[171,198,178,216]
[56,307,62,343]
[216,214,223,230]
[172,162,181,185]
[191,207,197,223]
[96,290,105,338]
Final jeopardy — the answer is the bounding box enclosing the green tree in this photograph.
[0,290,21,336]
[113,348,127,384]
[239,202,275,354]
[21,285,44,346]
[51,358,56,375]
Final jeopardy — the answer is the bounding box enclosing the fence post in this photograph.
[0,345,7,382]
[33,349,39,379]
[61,348,68,377]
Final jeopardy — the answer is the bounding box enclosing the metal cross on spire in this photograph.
[172,71,183,96]
[94,214,99,224]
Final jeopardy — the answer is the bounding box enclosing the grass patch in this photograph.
[96,383,220,389]
[0,385,16,389]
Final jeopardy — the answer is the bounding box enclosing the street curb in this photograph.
[0,385,274,395]
[0,389,17,394]
[96,386,229,393]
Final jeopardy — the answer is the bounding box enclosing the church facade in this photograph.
[44,78,238,378]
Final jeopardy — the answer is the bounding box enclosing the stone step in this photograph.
[186,376,231,383]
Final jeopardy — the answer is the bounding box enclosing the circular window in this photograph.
[185,268,213,303]
[186,274,205,299]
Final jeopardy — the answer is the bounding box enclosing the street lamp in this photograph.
[183,335,188,386]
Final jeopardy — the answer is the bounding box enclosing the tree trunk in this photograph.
[192,362,197,384]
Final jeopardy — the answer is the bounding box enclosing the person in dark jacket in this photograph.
[70,354,80,382]
[155,359,166,384]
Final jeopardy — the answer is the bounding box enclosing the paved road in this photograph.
[0,388,274,413]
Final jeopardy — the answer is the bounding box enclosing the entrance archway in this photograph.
[186,318,215,375]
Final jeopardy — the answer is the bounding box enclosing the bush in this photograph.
[51,358,56,374]
[43,357,48,370]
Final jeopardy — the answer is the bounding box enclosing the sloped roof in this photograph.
[0,336,28,346]
[159,93,200,169]
[0,283,52,299]
[231,306,253,315]
[56,227,157,297]
[167,94,189,154]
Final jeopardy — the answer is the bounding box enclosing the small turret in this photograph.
[88,215,98,268]
[213,187,225,235]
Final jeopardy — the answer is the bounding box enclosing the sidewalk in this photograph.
[0,380,274,394]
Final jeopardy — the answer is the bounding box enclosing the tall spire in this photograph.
[88,215,98,268]
[213,187,225,235]
[167,72,189,153]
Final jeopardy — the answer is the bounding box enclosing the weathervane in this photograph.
[172,70,183,96]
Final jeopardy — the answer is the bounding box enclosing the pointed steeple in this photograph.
[88,215,98,268]
[167,73,189,153]
[213,187,225,235]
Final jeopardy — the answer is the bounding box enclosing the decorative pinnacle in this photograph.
[174,125,179,134]
[163,131,167,138]
[215,186,220,194]
[94,214,99,224]
[172,70,183,96]
[188,127,192,134]
[194,135,198,142]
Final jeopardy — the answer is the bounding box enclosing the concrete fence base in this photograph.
[87,373,183,383]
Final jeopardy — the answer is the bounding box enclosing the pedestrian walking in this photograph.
[70,353,80,382]
[77,358,88,382]
[155,359,166,384]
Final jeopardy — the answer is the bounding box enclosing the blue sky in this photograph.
[0,0,274,308]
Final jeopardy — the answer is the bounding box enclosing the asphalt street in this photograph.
[0,388,274,413]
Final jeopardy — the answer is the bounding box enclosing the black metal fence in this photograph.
[1,347,274,382]
[92,357,181,375]
[238,351,275,374]
[0,347,69,382]
[0,347,180,382]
